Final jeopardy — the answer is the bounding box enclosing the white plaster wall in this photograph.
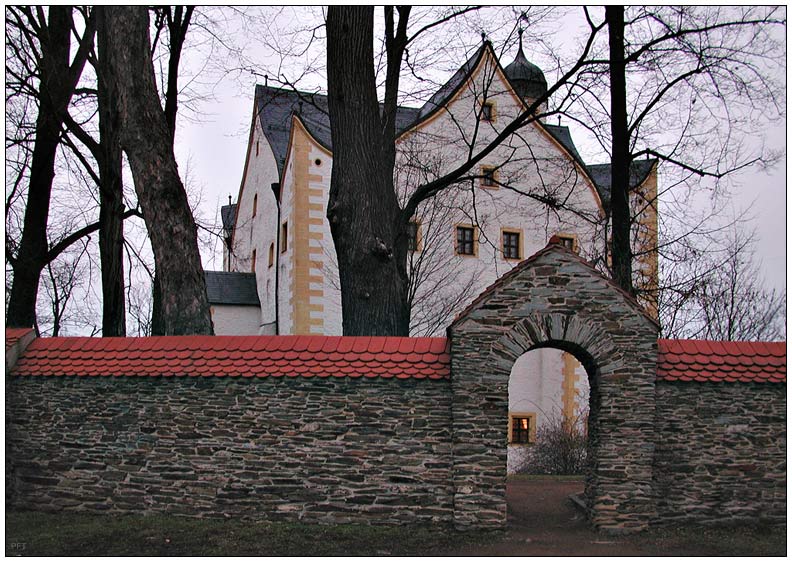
[278,145,295,335]
[210,305,261,336]
[306,146,343,336]
[396,54,603,335]
[229,116,280,330]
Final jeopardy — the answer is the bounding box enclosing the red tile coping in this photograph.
[7,330,785,384]
[658,339,786,383]
[9,333,451,380]
[6,327,34,350]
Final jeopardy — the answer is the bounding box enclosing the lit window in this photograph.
[456,226,476,256]
[481,167,497,188]
[482,101,495,122]
[509,413,537,445]
[407,221,420,251]
[503,230,521,260]
[281,222,288,253]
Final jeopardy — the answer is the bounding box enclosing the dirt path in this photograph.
[438,478,785,557]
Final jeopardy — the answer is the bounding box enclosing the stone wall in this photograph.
[653,381,786,526]
[6,376,453,524]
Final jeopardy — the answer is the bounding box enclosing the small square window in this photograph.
[481,167,497,188]
[509,413,536,445]
[556,234,577,252]
[407,221,420,251]
[503,231,521,260]
[456,226,476,256]
[482,102,495,122]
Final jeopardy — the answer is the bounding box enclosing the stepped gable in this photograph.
[9,333,451,380]
[657,339,786,383]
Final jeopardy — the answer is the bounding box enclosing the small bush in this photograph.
[515,412,587,475]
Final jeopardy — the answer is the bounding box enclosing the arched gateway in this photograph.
[449,242,659,533]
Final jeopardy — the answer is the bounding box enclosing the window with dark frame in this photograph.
[482,167,497,187]
[511,416,532,444]
[503,231,521,260]
[482,101,494,121]
[558,235,575,251]
[407,221,419,251]
[456,226,475,256]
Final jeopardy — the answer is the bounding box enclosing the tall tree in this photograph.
[100,6,213,335]
[605,5,633,294]
[326,6,412,335]
[6,7,96,328]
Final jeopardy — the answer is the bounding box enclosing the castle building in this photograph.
[210,37,658,472]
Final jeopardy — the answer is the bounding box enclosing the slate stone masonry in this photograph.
[653,381,786,527]
[449,245,660,533]
[6,376,454,524]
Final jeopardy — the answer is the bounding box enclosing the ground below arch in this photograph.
[440,477,785,557]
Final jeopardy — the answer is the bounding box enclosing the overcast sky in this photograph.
[172,7,786,293]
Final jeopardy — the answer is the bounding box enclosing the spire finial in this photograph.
[481,31,486,43]
[517,27,525,57]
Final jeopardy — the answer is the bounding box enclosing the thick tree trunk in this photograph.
[96,9,126,337]
[326,6,410,336]
[607,6,634,295]
[101,6,213,336]
[7,7,91,328]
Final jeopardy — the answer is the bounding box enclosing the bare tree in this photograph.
[5,6,96,328]
[575,6,785,297]
[324,6,612,335]
[100,6,213,335]
[659,225,786,341]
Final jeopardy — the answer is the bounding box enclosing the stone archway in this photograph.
[449,243,658,534]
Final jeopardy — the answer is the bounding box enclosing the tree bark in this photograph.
[326,6,410,336]
[6,7,95,328]
[606,5,634,294]
[96,8,126,336]
[101,6,213,336]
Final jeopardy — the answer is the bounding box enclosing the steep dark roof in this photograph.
[220,203,237,233]
[204,271,260,306]
[416,44,486,121]
[587,159,656,209]
[255,85,421,177]
[542,123,585,163]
